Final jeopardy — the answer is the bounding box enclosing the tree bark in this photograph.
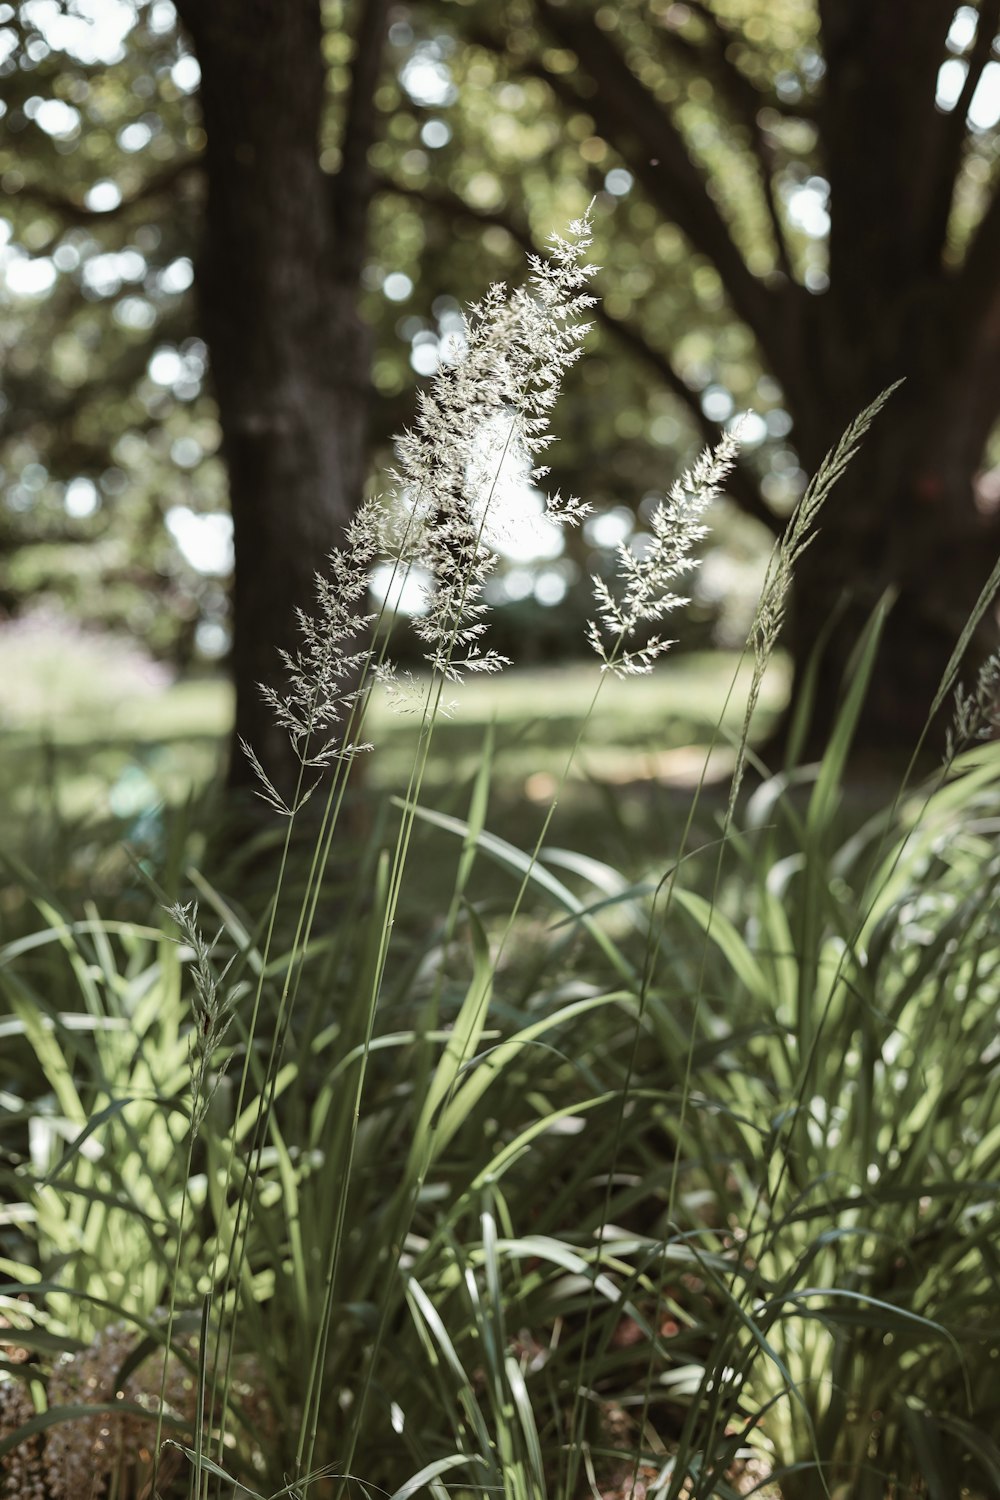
[789,390,1000,753]
[785,1,1000,751]
[174,0,387,803]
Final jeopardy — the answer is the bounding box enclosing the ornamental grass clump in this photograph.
[4,209,1000,1500]
[149,212,606,1495]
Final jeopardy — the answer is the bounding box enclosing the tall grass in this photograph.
[2,219,1000,1500]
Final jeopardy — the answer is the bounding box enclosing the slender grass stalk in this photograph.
[206,317,548,1463]
[600,386,904,1500]
[206,566,417,1478]
[142,902,238,1499]
[633,412,1000,1500]
[280,214,598,1484]
[299,385,547,1482]
[326,486,727,1492]
[321,431,742,1500]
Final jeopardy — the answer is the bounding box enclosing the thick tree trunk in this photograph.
[522,0,1000,758]
[175,0,383,804]
[782,0,1000,754]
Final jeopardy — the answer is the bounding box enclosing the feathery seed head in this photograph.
[258,494,382,770]
[946,649,1000,760]
[247,211,596,804]
[166,901,240,1133]
[388,211,596,681]
[588,430,740,676]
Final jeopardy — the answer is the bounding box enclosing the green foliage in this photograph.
[4,700,1000,1498]
[2,222,998,1500]
[638,744,1000,1496]
[0,1,221,649]
[0,0,798,662]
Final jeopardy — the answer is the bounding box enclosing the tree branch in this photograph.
[6,155,201,226]
[926,0,1000,266]
[375,174,779,535]
[0,305,194,445]
[526,0,793,387]
[602,313,780,534]
[657,2,796,282]
[330,0,392,282]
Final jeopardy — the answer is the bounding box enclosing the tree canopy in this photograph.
[2,0,999,768]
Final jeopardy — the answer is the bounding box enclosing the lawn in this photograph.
[0,618,787,868]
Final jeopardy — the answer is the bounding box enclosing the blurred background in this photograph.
[1,0,999,847]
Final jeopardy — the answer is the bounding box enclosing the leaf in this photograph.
[540,845,648,933]
[432,991,626,1160]
[164,1442,265,1497]
[411,901,494,1153]
[40,1094,187,1185]
[806,593,891,838]
[454,721,494,905]
[387,1453,487,1500]
[672,888,766,1001]
[927,1411,1000,1487]
[390,798,637,982]
[929,550,1000,721]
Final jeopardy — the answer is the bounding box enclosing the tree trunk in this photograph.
[787,401,1000,755]
[519,0,1000,758]
[783,0,1000,754]
[174,0,385,805]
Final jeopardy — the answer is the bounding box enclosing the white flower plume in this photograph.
[247,212,598,806]
[587,431,741,676]
[386,210,597,681]
[256,495,382,784]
